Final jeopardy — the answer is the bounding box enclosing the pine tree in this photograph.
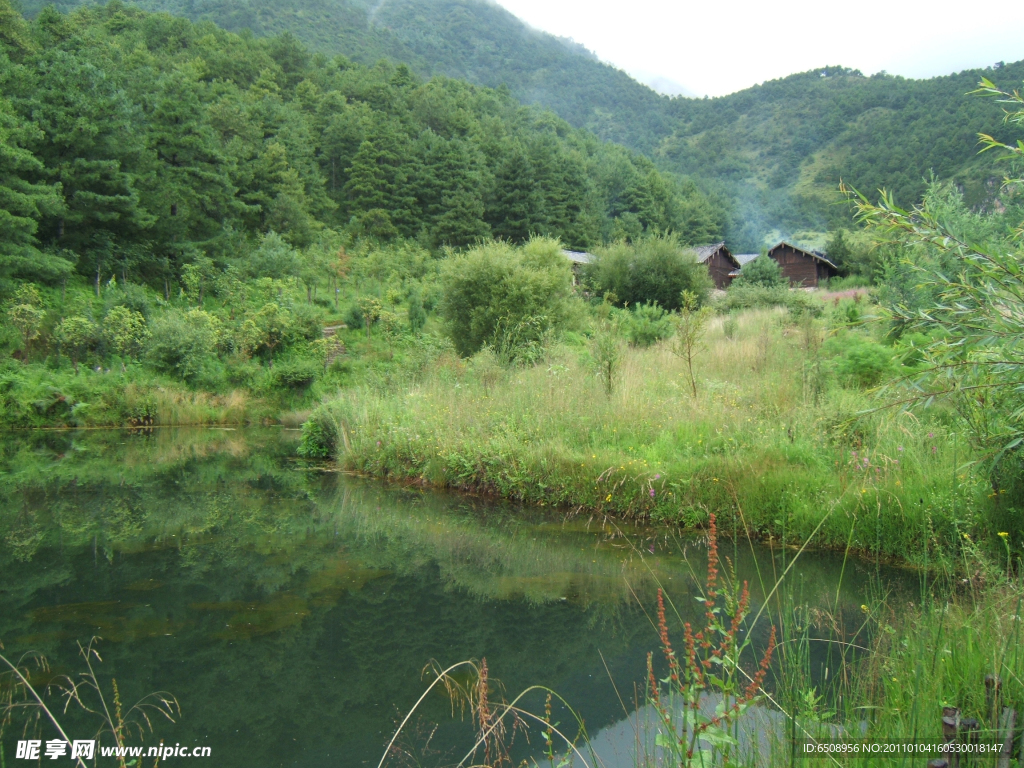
[142,68,236,249]
[487,149,538,243]
[23,47,151,259]
[0,90,67,279]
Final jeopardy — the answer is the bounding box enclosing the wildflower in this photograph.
[605,494,612,502]
[653,474,661,480]
[649,489,656,498]
[963,533,971,541]
[897,446,904,452]
[928,432,934,438]
[998,532,1009,538]
[861,604,869,613]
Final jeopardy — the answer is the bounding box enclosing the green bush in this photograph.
[718,284,791,311]
[289,303,324,342]
[440,237,571,357]
[732,255,784,288]
[624,302,673,347]
[344,302,364,330]
[147,309,220,381]
[830,336,897,388]
[583,233,712,311]
[273,359,320,389]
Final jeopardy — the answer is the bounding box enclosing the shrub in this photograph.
[289,303,324,342]
[732,255,785,288]
[440,237,571,357]
[272,359,320,389]
[583,233,712,311]
[722,313,738,340]
[624,302,673,347]
[344,302,364,330]
[244,231,300,280]
[148,309,220,381]
[104,283,153,319]
[718,284,791,312]
[830,336,897,388]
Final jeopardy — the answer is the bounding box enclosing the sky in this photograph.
[491,0,1024,97]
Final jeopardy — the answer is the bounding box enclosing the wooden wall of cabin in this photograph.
[706,252,734,290]
[772,246,819,287]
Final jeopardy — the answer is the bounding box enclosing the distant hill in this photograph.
[21,0,1023,249]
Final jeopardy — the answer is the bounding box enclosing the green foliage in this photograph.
[406,286,426,333]
[722,313,738,340]
[6,283,44,352]
[239,302,291,362]
[53,315,95,373]
[439,237,571,357]
[590,321,620,394]
[827,335,897,389]
[623,301,672,348]
[732,255,784,288]
[584,234,712,312]
[147,308,220,380]
[672,290,713,396]
[272,358,319,389]
[102,305,150,361]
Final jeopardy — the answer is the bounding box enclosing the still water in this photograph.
[0,428,909,766]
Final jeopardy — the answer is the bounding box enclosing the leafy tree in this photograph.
[239,302,291,364]
[54,315,95,373]
[6,283,44,354]
[591,321,621,395]
[407,286,426,333]
[245,231,300,280]
[103,305,150,368]
[672,291,713,397]
[584,234,712,311]
[356,297,381,340]
[733,255,785,289]
[147,308,220,380]
[440,237,571,357]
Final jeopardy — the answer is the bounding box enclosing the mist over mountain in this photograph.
[19,0,1024,249]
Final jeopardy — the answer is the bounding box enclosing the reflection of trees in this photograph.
[0,429,907,767]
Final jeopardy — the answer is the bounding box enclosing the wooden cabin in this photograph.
[694,242,742,290]
[765,242,838,287]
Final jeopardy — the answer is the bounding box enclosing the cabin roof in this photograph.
[693,242,741,268]
[561,249,594,265]
[767,241,839,271]
[733,253,760,266]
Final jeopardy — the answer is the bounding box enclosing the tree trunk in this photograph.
[95,264,102,297]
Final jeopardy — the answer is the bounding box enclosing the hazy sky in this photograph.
[492,0,1023,97]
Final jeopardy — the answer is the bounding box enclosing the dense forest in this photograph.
[0,0,722,290]
[13,0,1023,249]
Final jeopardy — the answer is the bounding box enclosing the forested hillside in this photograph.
[18,0,1022,249]
[0,0,721,289]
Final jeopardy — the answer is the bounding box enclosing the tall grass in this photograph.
[307,308,990,564]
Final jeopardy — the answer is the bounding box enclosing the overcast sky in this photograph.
[492,0,1024,97]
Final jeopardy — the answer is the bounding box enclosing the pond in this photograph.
[0,428,913,766]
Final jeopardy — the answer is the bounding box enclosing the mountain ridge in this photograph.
[18,0,1023,248]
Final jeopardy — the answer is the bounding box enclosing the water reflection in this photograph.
[0,429,908,766]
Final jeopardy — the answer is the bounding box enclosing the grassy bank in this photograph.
[304,306,1009,566]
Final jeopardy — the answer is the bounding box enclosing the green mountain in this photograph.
[0,0,722,290]
[13,0,1024,250]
